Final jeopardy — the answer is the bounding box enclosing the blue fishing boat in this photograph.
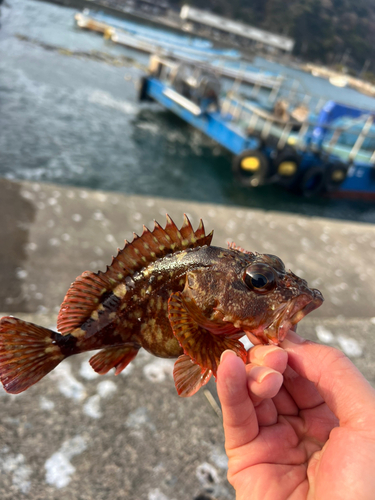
[82,9,213,49]
[139,56,375,200]
[75,11,280,87]
[76,10,240,59]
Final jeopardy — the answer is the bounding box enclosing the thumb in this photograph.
[217,350,259,450]
[281,331,375,427]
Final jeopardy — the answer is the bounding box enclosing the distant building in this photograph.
[135,0,169,16]
[180,5,294,54]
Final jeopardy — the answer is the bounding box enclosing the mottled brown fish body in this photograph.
[0,215,324,397]
[67,247,209,358]
[66,246,238,359]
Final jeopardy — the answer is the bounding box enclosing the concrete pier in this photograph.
[0,178,374,499]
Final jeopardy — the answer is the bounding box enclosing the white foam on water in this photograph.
[136,122,160,134]
[88,90,137,115]
[45,435,87,489]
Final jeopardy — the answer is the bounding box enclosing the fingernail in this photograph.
[282,329,306,347]
[250,366,278,384]
[252,345,280,361]
[258,369,281,384]
[220,350,237,363]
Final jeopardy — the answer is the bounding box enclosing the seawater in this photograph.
[1,0,375,223]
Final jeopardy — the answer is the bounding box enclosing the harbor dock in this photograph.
[0,178,374,499]
[74,12,280,88]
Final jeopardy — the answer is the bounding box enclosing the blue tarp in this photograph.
[312,100,375,147]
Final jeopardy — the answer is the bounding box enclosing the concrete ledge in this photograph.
[1,178,375,499]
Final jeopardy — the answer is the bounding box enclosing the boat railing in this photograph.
[322,114,375,163]
[348,115,374,162]
[221,93,375,163]
[146,56,375,164]
[258,73,327,113]
[228,70,327,114]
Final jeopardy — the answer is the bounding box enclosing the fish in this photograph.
[0,214,323,397]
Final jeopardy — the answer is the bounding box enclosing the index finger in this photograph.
[217,350,259,450]
[281,331,375,426]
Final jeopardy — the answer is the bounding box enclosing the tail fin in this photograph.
[0,317,64,394]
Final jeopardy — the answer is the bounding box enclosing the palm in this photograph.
[231,405,337,499]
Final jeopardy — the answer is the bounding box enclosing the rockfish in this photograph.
[0,215,323,397]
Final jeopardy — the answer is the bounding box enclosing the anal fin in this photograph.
[89,344,139,375]
[173,354,212,398]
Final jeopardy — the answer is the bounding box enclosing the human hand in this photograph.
[217,330,375,500]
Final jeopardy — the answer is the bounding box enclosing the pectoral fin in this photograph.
[168,292,247,378]
[89,344,139,375]
[173,354,212,397]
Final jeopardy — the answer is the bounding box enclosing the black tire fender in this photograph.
[299,166,326,197]
[138,76,152,102]
[273,147,301,188]
[232,149,270,187]
[324,161,348,192]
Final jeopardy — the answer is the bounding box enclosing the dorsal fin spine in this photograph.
[57,215,213,335]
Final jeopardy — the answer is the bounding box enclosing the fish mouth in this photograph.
[244,288,324,346]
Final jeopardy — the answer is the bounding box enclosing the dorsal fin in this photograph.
[227,241,254,256]
[57,214,213,335]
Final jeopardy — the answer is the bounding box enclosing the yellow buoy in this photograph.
[241,157,260,171]
[278,161,297,176]
[331,169,345,182]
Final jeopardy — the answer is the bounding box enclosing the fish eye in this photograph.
[243,264,276,293]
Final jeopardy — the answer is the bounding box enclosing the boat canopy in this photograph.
[312,100,375,146]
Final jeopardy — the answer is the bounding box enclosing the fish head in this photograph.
[185,249,323,345]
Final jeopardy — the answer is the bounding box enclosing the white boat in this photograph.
[329,76,348,88]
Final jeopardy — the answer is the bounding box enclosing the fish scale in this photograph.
[0,215,323,397]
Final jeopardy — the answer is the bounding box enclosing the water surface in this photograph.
[1,0,375,223]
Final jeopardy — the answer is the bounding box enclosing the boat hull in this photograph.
[142,76,375,201]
